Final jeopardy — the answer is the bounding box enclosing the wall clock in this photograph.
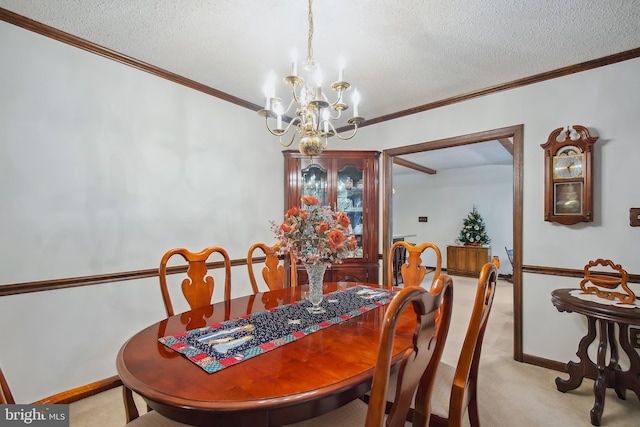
[540,125,597,225]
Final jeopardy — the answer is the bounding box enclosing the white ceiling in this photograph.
[393,140,513,175]
[1,0,639,173]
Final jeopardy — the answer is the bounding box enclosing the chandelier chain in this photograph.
[307,0,314,61]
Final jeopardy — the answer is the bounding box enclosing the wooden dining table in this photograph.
[116,282,415,427]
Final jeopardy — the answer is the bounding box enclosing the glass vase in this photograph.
[304,262,329,314]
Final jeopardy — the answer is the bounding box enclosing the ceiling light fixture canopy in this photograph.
[258,0,364,156]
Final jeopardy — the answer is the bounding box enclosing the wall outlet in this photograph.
[418,216,428,222]
[630,327,640,348]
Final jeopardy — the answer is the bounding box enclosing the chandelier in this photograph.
[258,0,364,156]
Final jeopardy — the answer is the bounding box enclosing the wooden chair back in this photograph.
[387,241,442,287]
[366,274,454,426]
[431,262,498,427]
[159,246,231,317]
[247,243,297,293]
[0,366,15,405]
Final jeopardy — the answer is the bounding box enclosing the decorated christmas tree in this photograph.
[456,206,491,245]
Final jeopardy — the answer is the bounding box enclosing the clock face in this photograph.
[553,154,583,179]
[556,145,581,156]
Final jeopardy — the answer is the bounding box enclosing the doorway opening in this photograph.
[382,124,524,361]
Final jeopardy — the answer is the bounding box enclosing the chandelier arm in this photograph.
[326,121,359,141]
[325,108,343,121]
[265,116,303,137]
[278,96,299,118]
[328,89,346,109]
[290,83,302,104]
[279,131,297,148]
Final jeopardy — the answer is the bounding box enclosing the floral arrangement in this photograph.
[271,196,357,264]
[456,206,491,245]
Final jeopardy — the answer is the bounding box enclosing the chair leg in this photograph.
[428,414,448,427]
[468,397,481,427]
[122,386,140,423]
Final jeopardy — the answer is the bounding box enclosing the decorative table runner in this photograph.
[159,285,397,373]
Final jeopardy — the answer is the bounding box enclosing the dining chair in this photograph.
[123,246,232,424]
[284,274,454,427]
[2,363,188,427]
[159,246,232,317]
[247,242,297,293]
[0,366,14,405]
[429,262,498,427]
[388,241,442,287]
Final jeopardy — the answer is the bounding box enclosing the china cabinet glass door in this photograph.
[337,164,364,258]
[301,164,328,206]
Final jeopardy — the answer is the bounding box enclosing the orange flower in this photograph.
[302,196,319,206]
[336,212,351,228]
[328,230,345,251]
[286,206,299,217]
[300,210,309,219]
[279,222,292,233]
[316,222,330,233]
[347,235,357,250]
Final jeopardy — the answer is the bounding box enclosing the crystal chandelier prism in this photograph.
[258,0,364,156]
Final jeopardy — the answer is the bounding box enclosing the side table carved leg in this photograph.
[606,322,625,400]
[590,319,609,426]
[618,323,640,401]
[556,315,597,392]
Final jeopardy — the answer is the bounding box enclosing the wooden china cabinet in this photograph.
[283,150,380,284]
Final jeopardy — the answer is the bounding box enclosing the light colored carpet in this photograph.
[69,277,640,426]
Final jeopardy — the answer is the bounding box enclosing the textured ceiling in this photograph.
[1,0,639,172]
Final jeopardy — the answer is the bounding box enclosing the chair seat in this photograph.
[430,362,456,419]
[127,410,193,427]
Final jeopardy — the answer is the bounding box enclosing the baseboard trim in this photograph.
[521,353,566,373]
[33,375,123,404]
